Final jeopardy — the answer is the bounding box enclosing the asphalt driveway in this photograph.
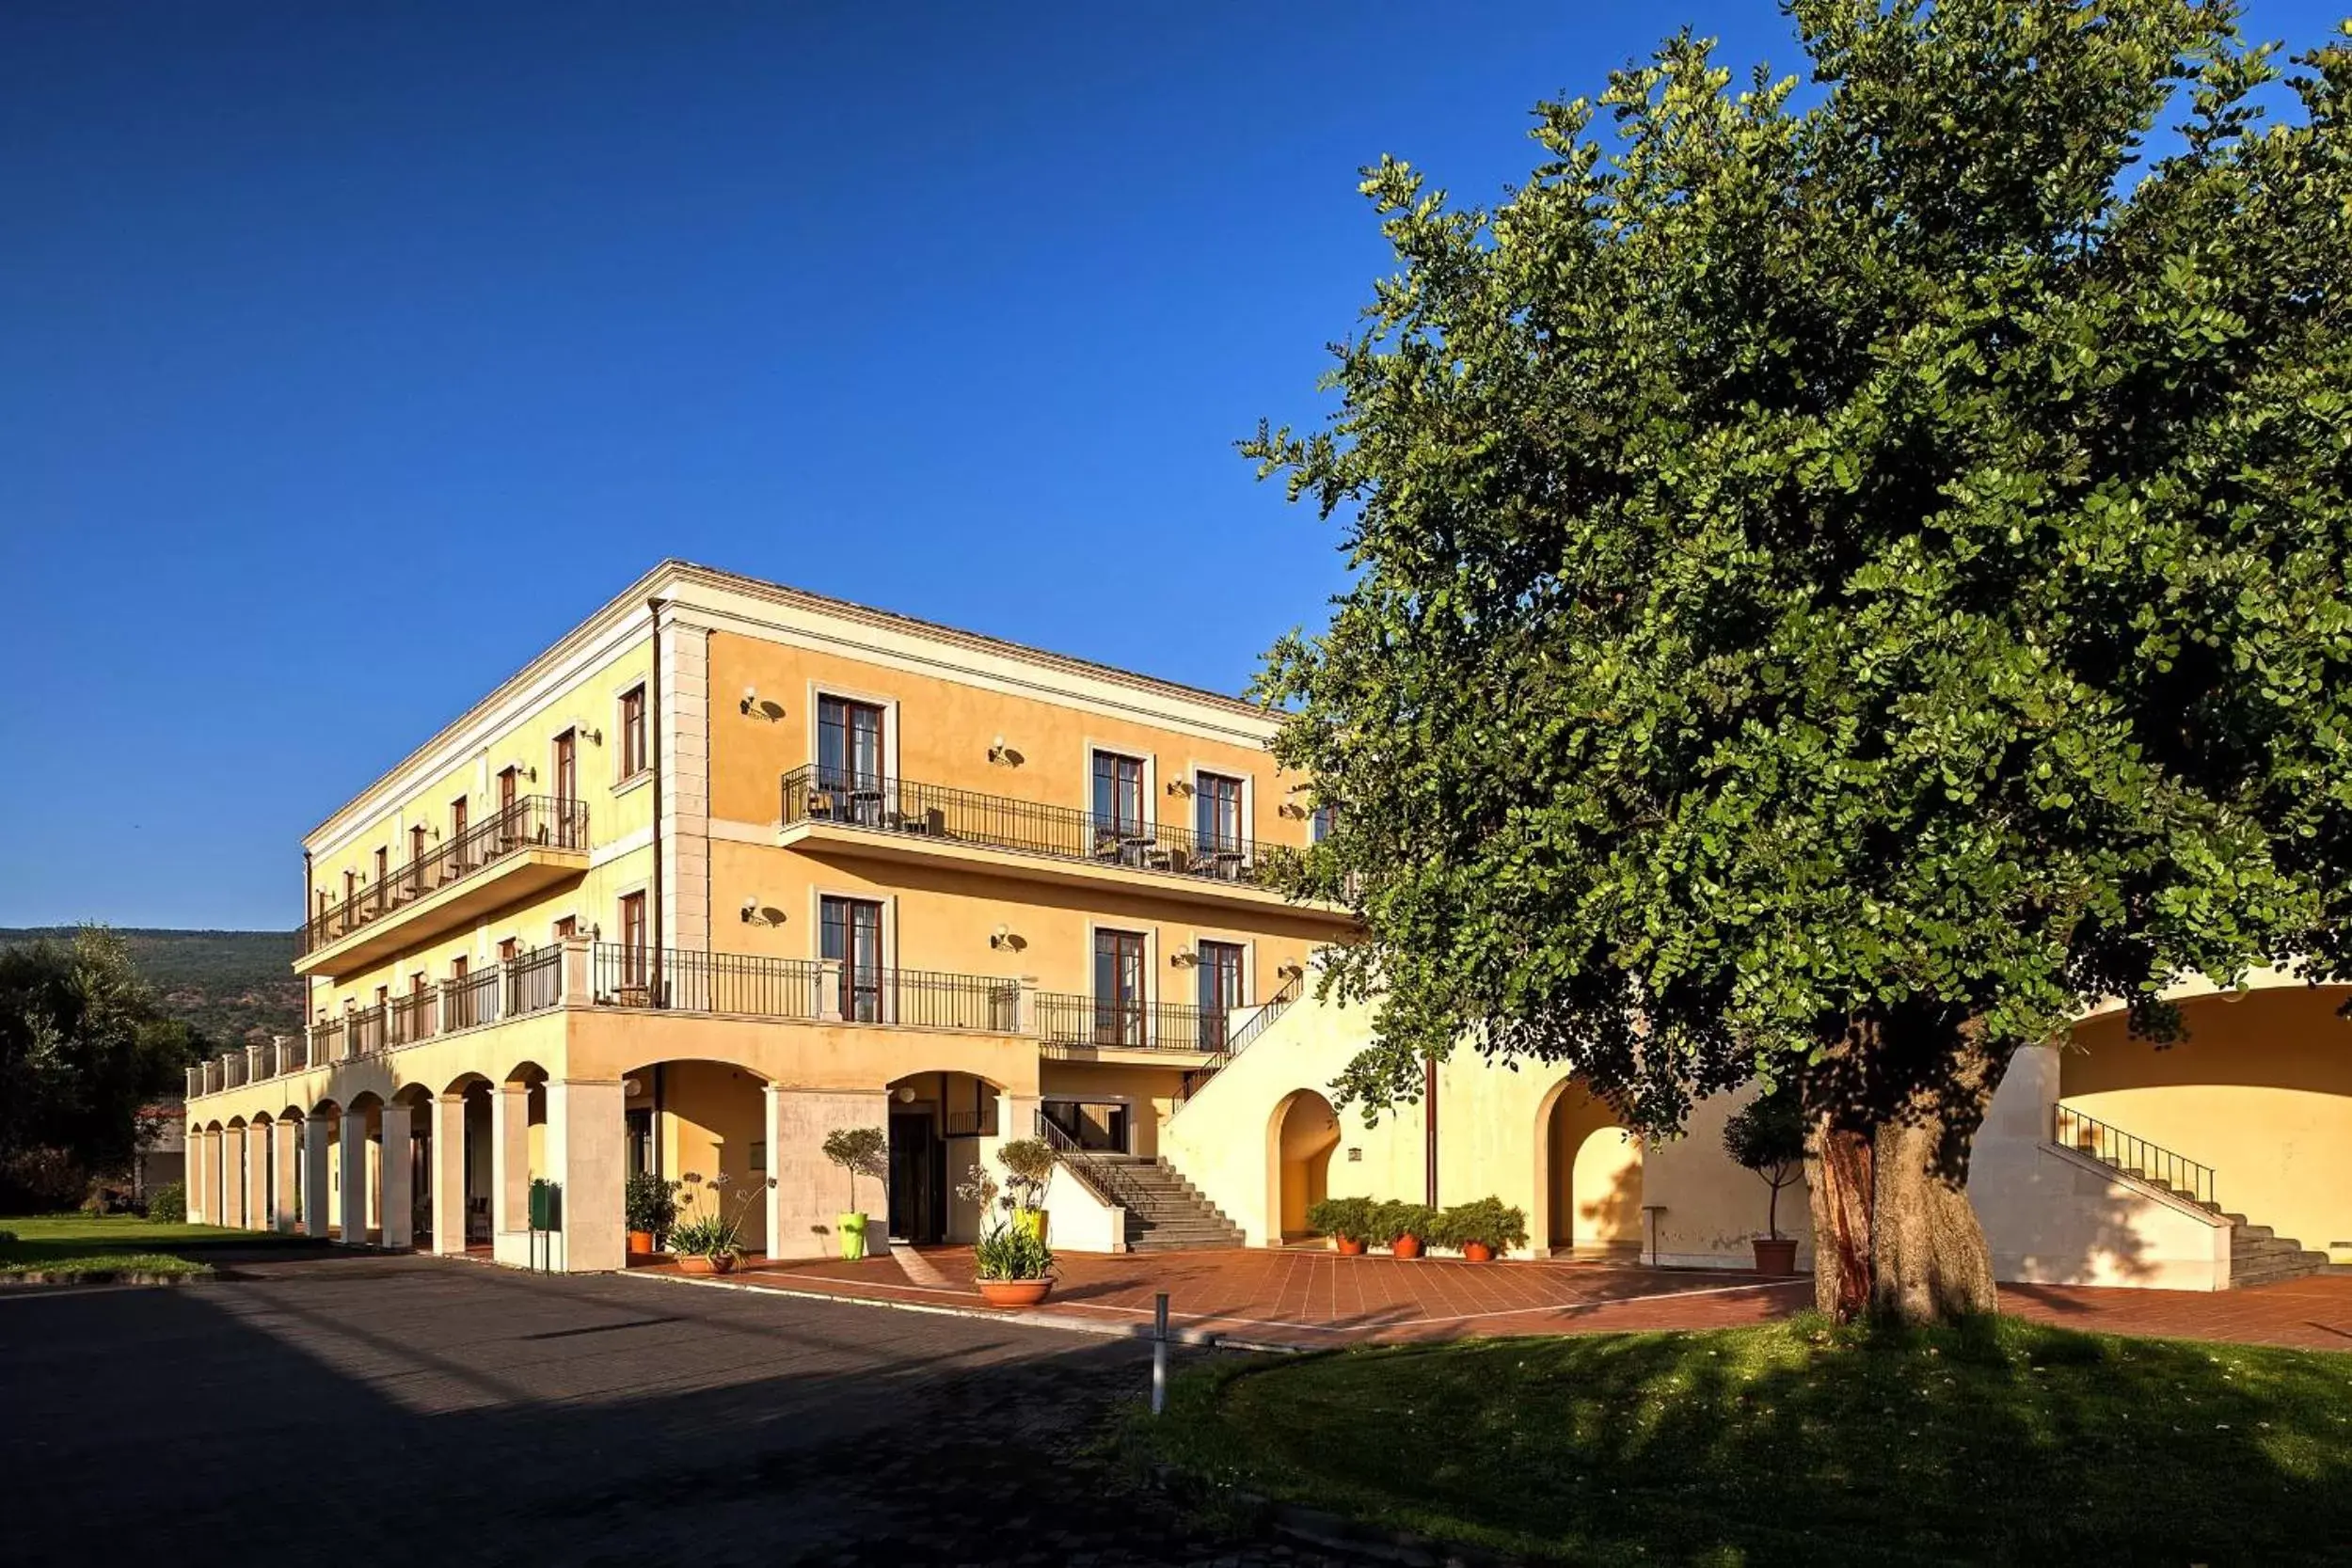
[0,1252,1350,1566]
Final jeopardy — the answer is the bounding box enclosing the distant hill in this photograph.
[0,927,302,1043]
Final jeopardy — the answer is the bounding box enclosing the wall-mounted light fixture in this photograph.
[986,735,1014,764]
[989,924,1014,950]
[1170,943,1199,967]
[740,897,782,926]
[895,1084,918,1104]
[1166,778,1194,797]
[1277,961,1306,980]
[582,725,603,746]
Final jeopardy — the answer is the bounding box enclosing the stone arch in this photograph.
[882,1066,1014,1246]
[1268,1088,1340,1243]
[1534,1078,1644,1254]
[628,1056,776,1254]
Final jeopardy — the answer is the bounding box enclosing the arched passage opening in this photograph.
[624,1056,773,1258]
[340,1092,386,1245]
[884,1069,1008,1245]
[439,1073,496,1253]
[1270,1089,1340,1243]
[390,1085,436,1249]
[1537,1080,1644,1255]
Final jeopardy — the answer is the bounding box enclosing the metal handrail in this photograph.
[1177,972,1306,1101]
[591,943,1022,1033]
[782,766,1304,892]
[1036,992,1235,1053]
[300,796,590,955]
[2054,1103,2217,1208]
[1033,1110,1154,1216]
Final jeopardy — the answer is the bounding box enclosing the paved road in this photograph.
[1,1253,1363,1566]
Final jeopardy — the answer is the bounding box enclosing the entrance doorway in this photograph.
[889,1110,944,1243]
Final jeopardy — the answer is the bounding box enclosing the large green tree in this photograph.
[0,927,199,1208]
[1250,0,2351,1323]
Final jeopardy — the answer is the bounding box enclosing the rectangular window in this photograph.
[373,847,388,884]
[450,955,468,980]
[817,694,886,784]
[553,915,577,941]
[619,685,647,778]
[618,893,647,986]
[497,767,518,815]
[1198,940,1246,1051]
[1196,771,1244,851]
[1091,752,1146,840]
[553,730,577,804]
[409,824,429,890]
[1311,803,1338,844]
[451,796,469,842]
[820,895,884,1022]
[1092,928,1146,1046]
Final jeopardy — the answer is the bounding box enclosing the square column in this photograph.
[765,1088,892,1261]
[303,1116,333,1238]
[272,1118,300,1232]
[225,1129,245,1228]
[245,1126,271,1231]
[378,1103,414,1249]
[432,1094,470,1256]
[186,1128,208,1224]
[544,1080,625,1273]
[209,1128,227,1227]
[491,1083,532,1263]
[339,1112,369,1244]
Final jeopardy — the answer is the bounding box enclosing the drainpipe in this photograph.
[648,598,664,1002]
[301,848,314,1017]
[1423,1055,1439,1210]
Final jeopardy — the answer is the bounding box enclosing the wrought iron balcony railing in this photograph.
[780,767,1302,891]
[299,796,589,956]
[590,942,1022,1034]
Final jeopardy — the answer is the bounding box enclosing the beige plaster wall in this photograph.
[2062,986,2352,1263]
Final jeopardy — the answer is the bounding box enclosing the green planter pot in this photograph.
[837,1212,868,1260]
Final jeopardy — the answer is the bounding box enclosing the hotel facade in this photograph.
[183,562,2352,1293]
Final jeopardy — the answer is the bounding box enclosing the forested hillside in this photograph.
[0,927,302,1041]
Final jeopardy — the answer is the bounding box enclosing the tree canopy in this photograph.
[1249,0,2351,1320]
[0,927,203,1210]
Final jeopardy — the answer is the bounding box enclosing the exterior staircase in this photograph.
[2055,1104,2328,1289]
[1034,1113,1246,1251]
[1086,1155,1248,1251]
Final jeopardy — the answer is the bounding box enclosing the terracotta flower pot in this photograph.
[1391,1234,1423,1259]
[1334,1235,1367,1256]
[1461,1241,1495,1263]
[627,1229,656,1257]
[977,1277,1052,1307]
[1750,1236,1799,1276]
[676,1255,715,1276]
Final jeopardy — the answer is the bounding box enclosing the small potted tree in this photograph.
[625,1170,678,1259]
[996,1137,1056,1242]
[822,1126,888,1260]
[1306,1195,1378,1255]
[1373,1199,1436,1259]
[1723,1085,1804,1275]
[1435,1196,1528,1261]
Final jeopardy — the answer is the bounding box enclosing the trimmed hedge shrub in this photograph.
[147,1182,187,1224]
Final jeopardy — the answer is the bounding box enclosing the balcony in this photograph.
[295,797,590,978]
[776,767,1347,920]
[187,941,1309,1105]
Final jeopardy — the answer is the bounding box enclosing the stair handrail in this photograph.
[1032,1111,1156,1214]
[1172,971,1309,1106]
[2053,1102,2216,1209]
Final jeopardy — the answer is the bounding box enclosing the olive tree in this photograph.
[1249,0,2352,1323]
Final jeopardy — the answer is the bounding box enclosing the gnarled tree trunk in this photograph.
[1803,1014,2010,1324]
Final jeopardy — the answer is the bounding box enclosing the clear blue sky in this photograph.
[1,3,2337,929]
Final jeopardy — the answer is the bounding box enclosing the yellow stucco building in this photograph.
[181,561,2351,1294]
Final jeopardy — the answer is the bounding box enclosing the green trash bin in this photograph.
[837,1212,867,1260]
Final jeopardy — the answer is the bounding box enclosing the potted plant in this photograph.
[972,1211,1056,1306]
[669,1170,762,1275]
[822,1125,888,1260]
[1306,1195,1378,1255]
[1435,1196,1529,1261]
[996,1136,1056,1243]
[1723,1085,1805,1275]
[625,1170,678,1258]
[1374,1199,1436,1259]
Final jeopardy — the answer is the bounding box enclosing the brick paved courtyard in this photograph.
[654,1244,2352,1353]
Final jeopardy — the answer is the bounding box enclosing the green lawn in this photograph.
[1135,1316,2352,1566]
[0,1213,308,1278]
